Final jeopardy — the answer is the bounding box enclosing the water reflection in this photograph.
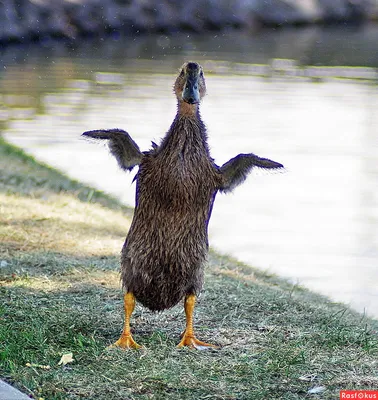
[1,28,377,318]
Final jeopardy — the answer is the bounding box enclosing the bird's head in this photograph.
[174,62,206,113]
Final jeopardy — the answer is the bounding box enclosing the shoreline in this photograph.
[1,0,378,46]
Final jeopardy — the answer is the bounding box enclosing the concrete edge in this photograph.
[0,380,31,400]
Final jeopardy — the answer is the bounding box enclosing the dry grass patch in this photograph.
[0,192,129,256]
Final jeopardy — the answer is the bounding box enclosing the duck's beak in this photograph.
[182,74,200,104]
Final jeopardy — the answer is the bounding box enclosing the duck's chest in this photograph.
[136,143,219,210]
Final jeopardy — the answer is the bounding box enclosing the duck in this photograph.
[82,61,283,349]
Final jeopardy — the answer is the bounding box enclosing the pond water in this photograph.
[1,25,377,318]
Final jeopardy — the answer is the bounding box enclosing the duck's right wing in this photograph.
[219,153,284,193]
[82,129,143,171]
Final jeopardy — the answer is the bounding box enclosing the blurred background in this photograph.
[1,0,377,318]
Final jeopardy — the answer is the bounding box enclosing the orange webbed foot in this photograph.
[108,334,142,350]
[177,334,219,350]
[109,292,142,350]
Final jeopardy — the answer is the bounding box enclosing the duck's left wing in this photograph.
[82,128,143,171]
[219,153,284,193]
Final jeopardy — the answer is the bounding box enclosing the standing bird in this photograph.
[83,62,283,349]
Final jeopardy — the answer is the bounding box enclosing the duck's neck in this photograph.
[177,101,199,118]
[160,101,209,155]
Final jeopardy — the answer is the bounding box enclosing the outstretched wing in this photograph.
[219,153,284,193]
[82,129,143,171]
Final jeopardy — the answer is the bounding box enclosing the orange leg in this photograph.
[177,294,218,350]
[110,292,141,349]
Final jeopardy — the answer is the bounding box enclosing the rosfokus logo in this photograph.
[340,391,378,399]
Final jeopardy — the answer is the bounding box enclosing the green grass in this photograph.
[0,137,377,399]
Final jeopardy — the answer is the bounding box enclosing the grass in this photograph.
[0,136,377,399]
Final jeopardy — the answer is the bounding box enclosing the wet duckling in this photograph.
[83,62,283,349]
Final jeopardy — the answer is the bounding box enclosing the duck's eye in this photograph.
[180,70,185,77]
[200,70,203,77]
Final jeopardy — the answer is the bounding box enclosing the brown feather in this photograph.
[121,115,221,311]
